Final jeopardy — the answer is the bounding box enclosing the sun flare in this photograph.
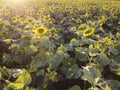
[6,0,25,3]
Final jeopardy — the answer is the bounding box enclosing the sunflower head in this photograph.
[12,16,21,23]
[33,27,47,37]
[25,17,35,24]
[103,37,113,46]
[83,28,95,37]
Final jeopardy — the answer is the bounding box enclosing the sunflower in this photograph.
[103,37,112,46]
[33,27,47,37]
[24,17,35,24]
[83,28,95,37]
[12,16,21,23]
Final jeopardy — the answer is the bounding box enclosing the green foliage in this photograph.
[66,64,81,79]
[82,66,101,84]
[8,69,32,90]
[68,85,81,90]
[25,45,38,56]
[0,0,120,90]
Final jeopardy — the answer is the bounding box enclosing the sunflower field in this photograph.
[0,0,120,90]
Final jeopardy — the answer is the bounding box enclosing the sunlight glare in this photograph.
[6,0,25,3]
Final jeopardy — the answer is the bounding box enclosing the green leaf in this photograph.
[75,47,87,52]
[2,39,12,44]
[8,69,32,89]
[88,45,99,57]
[48,51,64,71]
[88,86,101,90]
[104,85,111,90]
[8,83,24,90]
[109,48,119,55]
[106,80,120,90]
[2,53,12,64]
[12,55,23,64]
[57,44,67,52]
[66,64,81,79]
[69,26,77,32]
[1,66,11,78]
[30,52,48,68]
[25,44,38,56]
[42,38,55,52]
[16,69,31,86]
[75,47,88,61]
[82,66,101,84]
[0,69,1,79]
[68,85,81,90]
[70,38,79,46]
[98,52,110,65]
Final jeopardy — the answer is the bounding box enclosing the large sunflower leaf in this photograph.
[82,66,101,84]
